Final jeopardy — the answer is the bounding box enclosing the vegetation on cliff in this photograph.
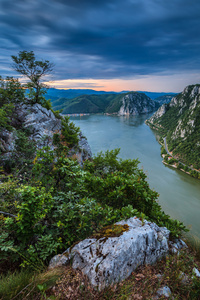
[146,85,200,174]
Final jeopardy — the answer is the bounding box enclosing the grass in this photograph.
[0,245,200,299]
[0,267,65,300]
[0,269,35,300]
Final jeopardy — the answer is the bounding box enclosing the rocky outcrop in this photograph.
[23,103,61,142]
[146,84,200,170]
[118,93,159,116]
[146,103,168,124]
[0,130,16,153]
[154,94,175,105]
[0,103,92,162]
[49,217,172,290]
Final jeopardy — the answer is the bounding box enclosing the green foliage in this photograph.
[53,116,80,149]
[168,157,177,165]
[0,76,25,107]
[148,85,200,170]
[0,185,54,264]
[49,92,153,114]
[0,147,187,267]
[3,129,36,174]
[0,103,14,132]
[161,146,167,155]
[0,269,36,300]
[0,76,25,132]
[12,50,53,105]
[15,185,53,239]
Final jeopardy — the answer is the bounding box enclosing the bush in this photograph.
[0,147,188,266]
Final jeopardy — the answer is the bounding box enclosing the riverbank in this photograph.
[161,137,200,180]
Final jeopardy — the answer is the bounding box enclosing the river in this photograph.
[70,113,200,241]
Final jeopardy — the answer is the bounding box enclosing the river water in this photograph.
[70,114,200,240]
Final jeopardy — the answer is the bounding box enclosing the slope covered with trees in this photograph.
[146,84,200,172]
[50,92,159,114]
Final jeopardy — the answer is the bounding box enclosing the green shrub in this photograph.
[0,103,14,131]
[0,147,188,266]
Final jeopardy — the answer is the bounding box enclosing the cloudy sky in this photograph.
[0,0,200,92]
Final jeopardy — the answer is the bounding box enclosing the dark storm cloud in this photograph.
[0,0,200,80]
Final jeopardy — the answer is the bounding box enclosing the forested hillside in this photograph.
[146,84,200,171]
[50,92,159,114]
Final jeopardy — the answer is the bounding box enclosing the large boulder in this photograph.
[49,217,170,290]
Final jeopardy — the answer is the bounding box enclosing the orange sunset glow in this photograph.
[45,72,200,93]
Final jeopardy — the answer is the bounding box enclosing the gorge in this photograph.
[70,113,200,241]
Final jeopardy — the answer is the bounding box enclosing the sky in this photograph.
[0,0,200,92]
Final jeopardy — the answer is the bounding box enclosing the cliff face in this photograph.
[0,104,92,164]
[146,84,200,169]
[118,93,159,116]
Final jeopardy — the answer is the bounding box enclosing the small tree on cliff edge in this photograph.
[11,51,54,105]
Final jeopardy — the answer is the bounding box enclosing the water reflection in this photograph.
[118,113,154,127]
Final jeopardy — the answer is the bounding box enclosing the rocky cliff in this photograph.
[0,103,92,164]
[146,84,200,170]
[118,92,159,116]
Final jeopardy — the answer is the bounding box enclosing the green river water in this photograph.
[70,113,200,241]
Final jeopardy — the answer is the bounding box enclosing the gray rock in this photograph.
[156,286,172,298]
[155,273,163,281]
[118,93,157,116]
[23,103,61,144]
[0,129,17,153]
[53,217,169,290]
[193,267,200,277]
[169,238,187,254]
[78,132,92,162]
[0,103,92,164]
[49,254,70,269]
[178,271,189,284]
[147,103,168,123]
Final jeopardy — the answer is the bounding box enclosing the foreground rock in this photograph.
[49,217,171,290]
[153,286,172,299]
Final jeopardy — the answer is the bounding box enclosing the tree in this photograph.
[0,76,25,107]
[11,51,54,105]
[0,77,25,132]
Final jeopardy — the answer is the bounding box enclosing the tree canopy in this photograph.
[11,51,54,104]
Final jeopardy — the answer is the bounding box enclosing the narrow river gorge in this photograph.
[70,113,200,241]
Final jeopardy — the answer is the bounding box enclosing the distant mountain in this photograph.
[146,84,200,170]
[50,92,159,115]
[136,91,177,100]
[154,94,177,105]
[45,88,118,100]
[118,92,159,115]
[45,88,176,101]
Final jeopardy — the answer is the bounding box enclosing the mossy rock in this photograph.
[91,224,129,240]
